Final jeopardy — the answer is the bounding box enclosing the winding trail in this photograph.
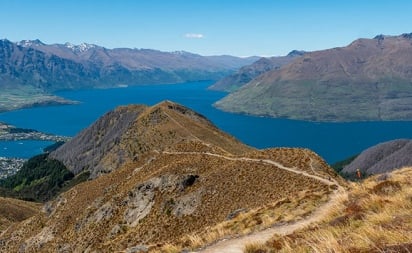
[163,150,347,253]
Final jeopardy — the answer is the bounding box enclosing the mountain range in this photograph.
[208,50,306,92]
[214,33,412,122]
[0,39,258,112]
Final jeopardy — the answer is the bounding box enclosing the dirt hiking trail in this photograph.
[162,151,347,253]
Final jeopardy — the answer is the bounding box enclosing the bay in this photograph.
[1,80,412,163]
[0,140,54,159]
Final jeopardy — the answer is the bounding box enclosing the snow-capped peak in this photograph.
[64,42,75,49]
[64,42,96,53]
[78,42,95,52]
[17,39,45,47]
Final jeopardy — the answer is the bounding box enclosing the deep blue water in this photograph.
[1,81,412,163]
[0,140,54,159]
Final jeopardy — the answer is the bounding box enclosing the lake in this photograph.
[1,81,412,163]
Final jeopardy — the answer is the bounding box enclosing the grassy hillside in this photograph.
[244,167,412,252]
[0,142,340,252]
[0,197,40,232]
[50,101,252,178]
[0,101,343,252]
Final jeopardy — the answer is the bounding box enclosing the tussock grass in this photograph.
[169,187,332,250]
[152,243,182,253]
[244,242,268,253]
[262,167,412,253]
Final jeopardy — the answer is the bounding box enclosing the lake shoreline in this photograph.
[1,81,412,164]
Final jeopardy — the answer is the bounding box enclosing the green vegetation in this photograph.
[0,154,74,202]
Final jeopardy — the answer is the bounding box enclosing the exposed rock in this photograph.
[124,180,157,227]
[23,227,55,251]
[172,189,203,217]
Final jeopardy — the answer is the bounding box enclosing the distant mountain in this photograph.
[209,50,305,92]
[342,139,412,176]
[215,33,412,122]
[0,39,98,90]
[1,101,340,252]
[2,39,258,90]
[0,39,257,111]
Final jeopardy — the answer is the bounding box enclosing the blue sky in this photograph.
[1,0,411,56]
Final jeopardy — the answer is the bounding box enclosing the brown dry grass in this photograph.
[0,146,335,253]
[174,187,331,250]
[249,148,344,184]
[0,102,343,252]
[253,167,412,253]
[0,197,41,232]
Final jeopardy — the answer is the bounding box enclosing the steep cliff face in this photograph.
[215,34,412,122]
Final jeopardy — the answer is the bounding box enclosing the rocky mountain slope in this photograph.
[342,139,412,176]
[0,101,341,252]
[209,50,305,92]
[0,39,257,111]
[215,33,412,122]
[49,101,251,178]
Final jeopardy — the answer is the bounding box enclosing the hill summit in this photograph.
[50,101,251,178]
[1,101,341,252]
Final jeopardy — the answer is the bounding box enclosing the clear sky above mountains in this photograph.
[1,0,411,56]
